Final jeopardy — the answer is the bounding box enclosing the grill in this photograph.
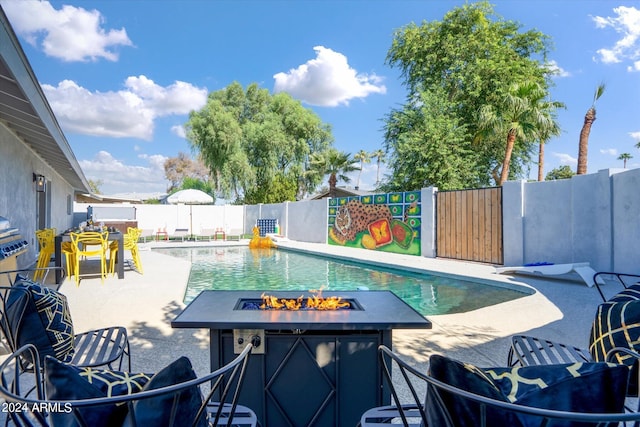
[172,290,432,427]
[0,216,29,285]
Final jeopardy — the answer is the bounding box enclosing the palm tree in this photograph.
[577,83,606,175]
[537,99,564,181]
[618,153,632,168]
[478,82,560,186]
[309,149,359,198]
[353,150,370,190]
[371,149,385,186]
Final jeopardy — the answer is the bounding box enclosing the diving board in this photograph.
[495,262,601,287]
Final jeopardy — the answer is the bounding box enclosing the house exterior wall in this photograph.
[0,123,76,268]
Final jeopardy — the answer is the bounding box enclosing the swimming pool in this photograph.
[154,246,530,315]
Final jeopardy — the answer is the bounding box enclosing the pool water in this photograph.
[154,246,530,316]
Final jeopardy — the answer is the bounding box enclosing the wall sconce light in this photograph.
[33,173,46,192]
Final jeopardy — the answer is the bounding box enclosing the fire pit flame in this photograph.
[260,289,351,311]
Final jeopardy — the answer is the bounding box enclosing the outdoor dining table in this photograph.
[54,230,124,284]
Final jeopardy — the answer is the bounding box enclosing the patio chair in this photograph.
[593,271,640,302]
[33,229,56,281]
[69,231,110,285]
[359,345,638,427]
[196,228,217,241]
[509,272,640,368]
[171,228,190,242]
[0,277,131,372]
[109,227,143,274]
[0,343,257,427]
[138,228,155,243]
[508,284,640,400]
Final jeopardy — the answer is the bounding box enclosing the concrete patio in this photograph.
[58,239,605,380]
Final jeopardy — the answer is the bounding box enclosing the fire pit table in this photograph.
[172,290,432,427]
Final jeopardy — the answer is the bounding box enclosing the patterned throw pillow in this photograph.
[427,355,521,427]
[589,300,640,394]
[7,278,75,363]
[428,354,628,427]
[44,356,152,427]
[122,356,207,427]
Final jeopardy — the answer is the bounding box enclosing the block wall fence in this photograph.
[74,168,640,274]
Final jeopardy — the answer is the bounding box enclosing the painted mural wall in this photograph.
[327,191,421,255]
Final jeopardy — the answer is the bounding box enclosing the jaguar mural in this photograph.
[327,191,421,255]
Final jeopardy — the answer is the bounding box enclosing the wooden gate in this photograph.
[436,187,503,264]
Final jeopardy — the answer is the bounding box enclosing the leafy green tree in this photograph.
[384,1,556,189]
[185,82,333,203]
[618,153,633,168]
[353,150,369,189]
[383,87,473,191]
[577,83,605,175]
[545,165,575,180]
[308,149,359,198]
[371,149,385,186]
[177,177,215,199]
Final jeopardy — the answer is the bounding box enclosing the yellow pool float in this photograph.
[249,226,276,248]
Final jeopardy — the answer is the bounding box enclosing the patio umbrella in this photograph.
[166,189,214,236]
[166,189,214,205]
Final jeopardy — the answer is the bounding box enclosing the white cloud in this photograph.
[42,76,207,140]
[592,6,640,70]
[629,131,640,141]
[273,46,386,107]
[546,60,571,77]
[171,125,187,138]
[80,151,169,194]
[1,0,133,62]
[552,152,577,165]
[600,148,618,156]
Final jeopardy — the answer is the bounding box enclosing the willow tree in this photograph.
[384,1,556,189]
[185,82,333,203]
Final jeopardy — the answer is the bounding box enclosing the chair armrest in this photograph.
[594,272,640,302]
[0,267,66,290]
[508,335,592,367]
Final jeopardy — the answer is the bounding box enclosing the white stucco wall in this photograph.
[611,168,640,273]
[287,199,328,243]
[72,168,639,274]
[502,168,638,274]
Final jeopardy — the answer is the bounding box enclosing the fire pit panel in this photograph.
[172,290,431,427]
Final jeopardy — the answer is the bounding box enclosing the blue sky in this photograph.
[2,0,640,196]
